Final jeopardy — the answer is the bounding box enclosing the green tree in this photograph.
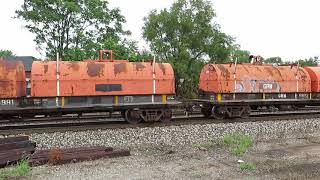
[230,45,250,63]
[0,50,13,57]
[265,57,283,64]
[297,56,318,66]
[16,0,128,60]
[101,38,153,61]
[143,0,233,98]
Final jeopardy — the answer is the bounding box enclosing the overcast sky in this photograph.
[0,0,319,61]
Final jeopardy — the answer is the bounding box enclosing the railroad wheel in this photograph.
[125,110,142,124]
[201,108,212,118]
[160,109,172,122]
[212,106,226,120]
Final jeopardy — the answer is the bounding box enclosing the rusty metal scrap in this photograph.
[30,148,130,166]
[0,136,130,168]
[0,136,35,168]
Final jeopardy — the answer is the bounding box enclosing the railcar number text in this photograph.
[0,99,14,106]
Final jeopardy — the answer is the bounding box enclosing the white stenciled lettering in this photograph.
[263,84,273,90]
[0,99,14,106]
[278,94,287,98]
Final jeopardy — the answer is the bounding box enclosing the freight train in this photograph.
[1,51,320,124]
[0,50,177,124]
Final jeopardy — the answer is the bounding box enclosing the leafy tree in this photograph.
[265,57,283,64]
[297,56,318,66]
[143,0,233,98]
[101,38,153,61]
[16,0,128,60]
[229,45,250,63]
[0,50,13,57]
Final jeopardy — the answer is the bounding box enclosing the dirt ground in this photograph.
[28,136,320,179]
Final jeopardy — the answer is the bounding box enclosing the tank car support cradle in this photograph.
[124,108,173,124]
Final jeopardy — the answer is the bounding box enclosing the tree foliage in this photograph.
[296,56,318,66]
[16,0,132,60]
[0,50,13,58]
[269,56,318,66]
[229,45,250,63]
[265,57,283,64]
[143,0,233,98]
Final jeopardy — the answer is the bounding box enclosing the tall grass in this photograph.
[223,132,253,156]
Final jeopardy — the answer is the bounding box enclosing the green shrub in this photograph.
[223,132,253,155]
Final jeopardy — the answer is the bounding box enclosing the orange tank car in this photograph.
[0,59,26,98]
[304,67,320,92]
[31,51,175,97]
[199,63,311,94]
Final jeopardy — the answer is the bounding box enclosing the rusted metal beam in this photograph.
[30,149,130,166]
[0,136,29,144]
[0,146,35,168]
[0,146,35,157]
[0,140,36,152]
[32,146,113,158]
[36,146,112,154]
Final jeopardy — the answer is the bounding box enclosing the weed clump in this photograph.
[223,132,253,155]
[239,162,256,171]
[0,158,30,179]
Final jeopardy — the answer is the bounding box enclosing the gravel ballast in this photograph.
[8,118,320,149]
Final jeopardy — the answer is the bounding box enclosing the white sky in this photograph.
[0,0,319,61]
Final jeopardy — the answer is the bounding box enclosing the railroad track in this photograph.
[1,108,320,135]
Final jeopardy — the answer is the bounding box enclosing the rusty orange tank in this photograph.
[0,59,26,97]
[31,52,175,97]
[199,63,311,94]
[304,66,320,92]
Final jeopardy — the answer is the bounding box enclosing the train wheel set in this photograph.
[1,52,320,124]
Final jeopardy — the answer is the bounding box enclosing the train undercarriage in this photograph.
[197,98,320,119]
[0,95,179,124]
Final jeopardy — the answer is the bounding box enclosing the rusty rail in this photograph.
[0,136,130,168]
[0,136,36,168]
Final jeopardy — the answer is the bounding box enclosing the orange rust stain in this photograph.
[243,66,250,74]
[264,66,274,77]
[217,64,230,78]
[255,66,262,72]
[273,67,283,78]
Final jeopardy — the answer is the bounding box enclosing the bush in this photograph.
[223,132,253,156]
